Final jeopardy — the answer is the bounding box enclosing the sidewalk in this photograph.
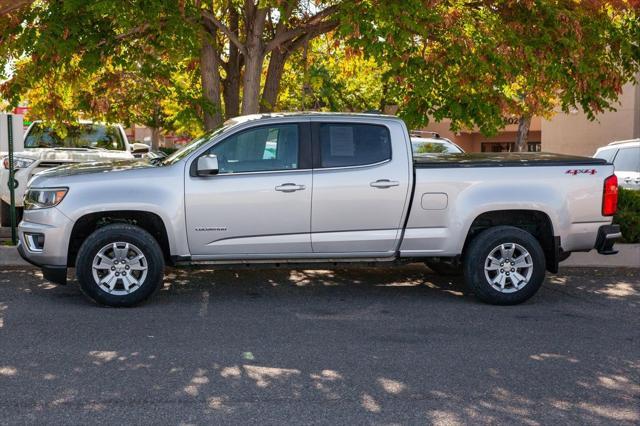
[2,244,638,269]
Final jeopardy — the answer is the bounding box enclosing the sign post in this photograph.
[8,115,17,245]
[1,114,24,245]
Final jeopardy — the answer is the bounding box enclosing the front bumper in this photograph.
[17,207,73,284]
[595,224,621,255]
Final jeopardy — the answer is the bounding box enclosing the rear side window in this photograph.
[613,147,640,172]
[594,148,617,163]
[318,123,391,168]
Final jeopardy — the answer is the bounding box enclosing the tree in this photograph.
[345,1,640,151]
[276,34,388,112]
[0,0,342,131]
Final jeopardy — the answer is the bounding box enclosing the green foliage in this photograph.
[614,187,640,244]
[1,1,639,142]
[277,35,387,112]
[341,1,640,132]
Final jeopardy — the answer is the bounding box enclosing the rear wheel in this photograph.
[463,226,545,305]
[76,223,165,307]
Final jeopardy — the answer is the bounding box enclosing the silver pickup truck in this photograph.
[16,113,621,307]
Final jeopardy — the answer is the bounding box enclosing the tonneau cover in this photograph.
[413,152,608,168]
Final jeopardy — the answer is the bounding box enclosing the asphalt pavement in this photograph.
[0,265,638,425]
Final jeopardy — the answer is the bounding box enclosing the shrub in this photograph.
[614,187,640,243]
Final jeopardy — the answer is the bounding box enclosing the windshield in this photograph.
[161,120,238,166]
[25,122,126,150]
[412,139,463,154]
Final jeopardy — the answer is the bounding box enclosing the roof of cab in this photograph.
[225,111,400,125]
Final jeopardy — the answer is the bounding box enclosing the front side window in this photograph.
[613,147,640,172]
[319,123,391,168]
[207,124,299,174]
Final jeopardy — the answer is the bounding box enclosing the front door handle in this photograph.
[370,179,399,189]
[275,183,306,192]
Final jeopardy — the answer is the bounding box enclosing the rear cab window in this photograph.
[317,123,391,168]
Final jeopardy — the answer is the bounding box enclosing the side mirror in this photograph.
[197,154,219,176]
[131,142,150,154]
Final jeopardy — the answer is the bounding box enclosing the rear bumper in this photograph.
[595,224,621,255]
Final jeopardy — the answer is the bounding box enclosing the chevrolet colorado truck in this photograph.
[1,120,150,226]
[16,113,621,307]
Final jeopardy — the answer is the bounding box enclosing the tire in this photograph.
[76,223,165,307]
[463,226,546,305]
[425,258,462,276]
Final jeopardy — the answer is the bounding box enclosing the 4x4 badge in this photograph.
[565,169,597,175]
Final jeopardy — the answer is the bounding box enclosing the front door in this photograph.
[310,121,412,254]
[185,122,312,257]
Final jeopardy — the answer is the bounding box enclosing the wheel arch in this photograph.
[462,209,558,273]
[68,210,171,267]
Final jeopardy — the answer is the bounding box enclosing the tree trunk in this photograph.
[223,5,241,119]
[515,115,532,152]
[240,4,267,115]
[200,28,223,130]
[150,127,161,151]
[260,48,287,112]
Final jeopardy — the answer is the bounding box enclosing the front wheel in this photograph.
[463,226,546,305]
[76,223,165,307]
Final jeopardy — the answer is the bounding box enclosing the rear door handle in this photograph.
[370,179,399,189]
[275,183,306,192]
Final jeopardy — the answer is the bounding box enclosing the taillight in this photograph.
[602,174,618,216]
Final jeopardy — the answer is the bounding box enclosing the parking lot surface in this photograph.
[0,265,638,424]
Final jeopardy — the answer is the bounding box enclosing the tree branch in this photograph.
[264,4,339,52]
[201,9,246,54]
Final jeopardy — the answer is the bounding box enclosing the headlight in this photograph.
[2,156,35,170]
[24,188,68,210]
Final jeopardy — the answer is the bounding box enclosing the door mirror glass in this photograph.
[131,142,150,154]
[197,154,219,176]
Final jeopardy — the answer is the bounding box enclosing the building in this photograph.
[422,82,640,157]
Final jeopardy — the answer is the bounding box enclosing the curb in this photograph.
[559,243,639,268]
[2,244,638,269]
[0,245,28,267]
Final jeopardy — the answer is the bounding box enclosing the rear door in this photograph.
[310,119,412,254]
[185,121,313,257]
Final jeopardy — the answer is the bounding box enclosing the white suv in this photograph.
[1,121,148,226]
[594,139,640,190]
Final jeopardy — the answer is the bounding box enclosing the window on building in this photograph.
[481,142,541,153]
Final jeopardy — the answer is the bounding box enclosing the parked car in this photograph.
[17,113,620,307]
[0,120,149,226]
[593,139,640,190]
[410,131,464,154]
